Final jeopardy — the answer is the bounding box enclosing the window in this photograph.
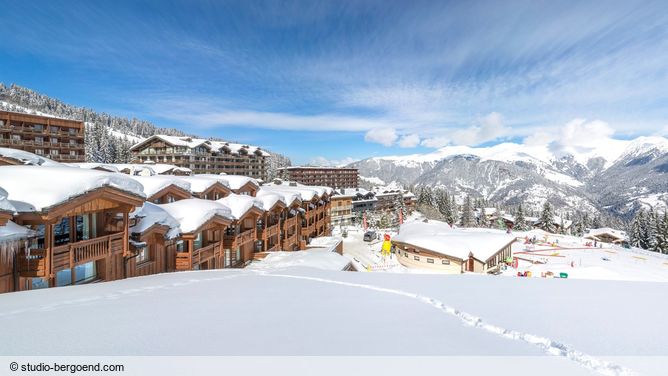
[442,259,450,265]
[136,246,150,264]
[50,137,58,144]
[35,136,43,144]
[414,255,420,261]
[193,232,203,250]
[50,149,59,156]
[427,258,434,264]
[11,134,20,141]
[34,149,44,155]
[55,262,97,286]
[34,124,43,131]
[176,240,185,252]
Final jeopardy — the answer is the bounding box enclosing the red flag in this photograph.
[363,211,368,231]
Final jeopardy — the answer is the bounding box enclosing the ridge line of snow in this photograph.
[260,272,635,376]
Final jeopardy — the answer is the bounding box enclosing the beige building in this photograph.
[391,220,515,273]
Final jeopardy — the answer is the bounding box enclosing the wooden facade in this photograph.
[0,110,85,163]
[4,187,144,293]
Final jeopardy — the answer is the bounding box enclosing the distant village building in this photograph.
[277,166,359,188]
[130,135,269,181]
[584,228,627,244]
[329,191,354,227]
[0,111,85,163]
[392,220,515,274]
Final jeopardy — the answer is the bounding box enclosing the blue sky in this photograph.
[1,0,667,165]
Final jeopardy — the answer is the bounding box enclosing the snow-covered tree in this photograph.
[460,195,475,227]
[514,204,527,231]
[539,202,556,233]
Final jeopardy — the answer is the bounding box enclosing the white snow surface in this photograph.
[255,190,286,210]
[393,220,515,261]
[129,202,181,239]
[0,267,665,375]
[217,194,264,219]
[148,199,232,234]
[0,166,145,212]
[128,175,191,198]
[248,250,350,271]
[130,135,270,157]
[0,147,63,167]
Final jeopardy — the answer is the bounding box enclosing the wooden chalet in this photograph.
[130,175,193,204]
[158,199,234,271]
[177,176,232,200]
[255,193,287,253]
[0,166,145,291]
[218,194,265,265]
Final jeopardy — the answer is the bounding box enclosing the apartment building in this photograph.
[0,110,85,163]
[130,135,269,181]
[277,166,358,188]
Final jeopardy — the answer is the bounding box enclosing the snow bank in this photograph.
[258,188,301,207]
[255,190,286,210]
[393,220,515,261]
[0,147,63,167]
[158,199,232,233]
[0,166,146,212]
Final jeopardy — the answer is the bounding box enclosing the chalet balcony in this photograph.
[18,233,124,278]
[223,229,255,249]
[262,223,280,239]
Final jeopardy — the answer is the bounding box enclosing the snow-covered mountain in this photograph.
[349,137,668,219]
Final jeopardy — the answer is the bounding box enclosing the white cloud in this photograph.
[308,156,358,167]
[421,136,450,148]
[364,128,398,146]
[548,118,615,156]
[449,112,510,145]
[398,134,420,148]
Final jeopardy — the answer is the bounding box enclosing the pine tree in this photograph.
[461,195,475,227]
[630,211,644,248]
[539,202,555,233]
[514,204,527,231]
[479,208,490,228]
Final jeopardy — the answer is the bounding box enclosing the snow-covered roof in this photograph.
[197,174,258,191]
[392,220,515,262]
[305,236,342,253]
[263,182,329,202]
[0,147,63,167]
[175,176,228,194]
[247,249,350,271]
[217,194,264,220]
[0,220,35,242]
[0,166,145,212]
[584,227,626,241]
[254,191,286,211]
[67,163,120,173]
[133,163,192,175]
[158,199,232,234]
[129,202,181,239]
[0,187,16,214]
[128,175,191,198]
[113,164,157,176]
[130,135,270,157]
[257,188,301,207]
